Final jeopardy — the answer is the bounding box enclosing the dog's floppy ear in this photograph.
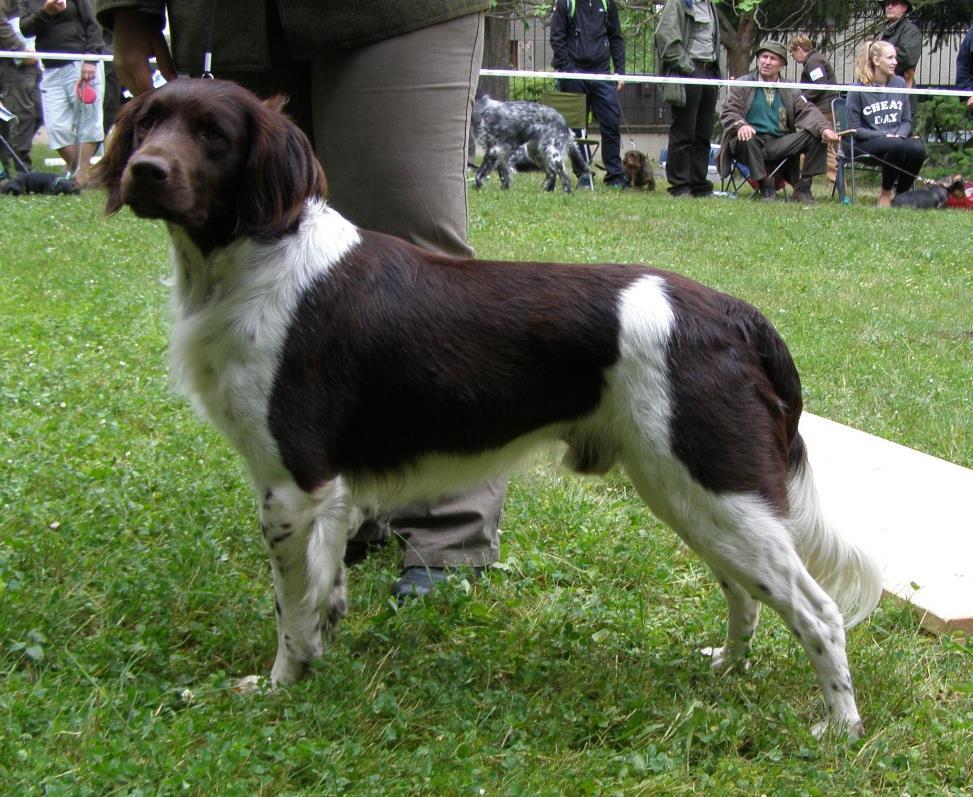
[91,92,150,214]
[262,94,289,115]
[236,94,327,238]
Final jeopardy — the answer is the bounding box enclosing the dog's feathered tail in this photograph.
[754,312,883,629]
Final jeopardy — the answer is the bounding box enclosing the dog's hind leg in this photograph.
[554,152,572,193]
[700,568,761,673]
[257,478,350,686]
[623,463,865,737]
[496,152,514,190]
[543,138,572,192]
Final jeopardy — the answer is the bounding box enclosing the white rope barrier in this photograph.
[482,67,973,99]
[2,52,969,99]
[0,48,114,63]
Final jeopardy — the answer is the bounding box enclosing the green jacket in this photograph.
[96,0,488,73]
[653,0,720,106]
[654,0,720,77]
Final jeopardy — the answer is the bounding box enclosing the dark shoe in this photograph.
[604,177,629,189]
[668,188,692,198]
[343,538,388,566]
[760,180,777,201]
[391,565,484,603]
[792,178,815,204]
[576,173,594,190]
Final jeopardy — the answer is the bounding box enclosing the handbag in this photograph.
[663,79,686,107]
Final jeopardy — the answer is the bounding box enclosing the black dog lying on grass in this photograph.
[891,175,965,209]
[1,171,80,196]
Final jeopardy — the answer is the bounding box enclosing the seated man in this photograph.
[718,40,839,201]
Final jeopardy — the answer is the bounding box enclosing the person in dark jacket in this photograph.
[98,0,506,602]
[20,0,104,186]
[549,0,627,187]
[788,34,838,185]
[879,0,921,117]
[1,0,41,174]
[956,22,973,112]
[654,0,720,198]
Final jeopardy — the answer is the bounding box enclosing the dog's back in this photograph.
[891,186,948,209]
[473,95,569,148]
[1,172,80,196]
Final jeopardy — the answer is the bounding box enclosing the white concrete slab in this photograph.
[801,413,973,634]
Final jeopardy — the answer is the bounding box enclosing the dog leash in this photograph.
[832,131,934,187]
[201,0,216,79]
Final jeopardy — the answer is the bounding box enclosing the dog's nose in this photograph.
[129,154,171,184]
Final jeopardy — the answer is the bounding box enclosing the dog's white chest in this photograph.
[171,289,285,477]
[167,237,296,479]
[163,207,361,484]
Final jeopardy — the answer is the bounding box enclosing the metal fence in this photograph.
[491,10,972,136]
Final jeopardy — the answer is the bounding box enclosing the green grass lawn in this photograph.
[1,177,971,796]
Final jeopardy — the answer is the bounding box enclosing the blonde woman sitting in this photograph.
[846,40,927,207]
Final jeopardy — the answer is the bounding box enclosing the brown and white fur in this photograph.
[95,79,882,737]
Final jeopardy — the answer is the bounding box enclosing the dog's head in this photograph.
[49,176,81,195]
[623,150,647,171]
[94,78,326,249]
[944,174,967,198]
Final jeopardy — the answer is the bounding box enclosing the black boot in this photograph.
[792,177,815,203]
[760,178,776,201]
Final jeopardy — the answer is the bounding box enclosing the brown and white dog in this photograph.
[95,79,881,737]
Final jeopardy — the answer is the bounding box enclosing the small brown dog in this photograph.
[623,149,655,191]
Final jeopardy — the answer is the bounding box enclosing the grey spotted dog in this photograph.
[472,94,592,192]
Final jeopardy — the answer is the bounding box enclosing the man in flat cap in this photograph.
[718,40,838,202]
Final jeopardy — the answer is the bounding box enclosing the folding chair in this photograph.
[720,155,788,199]
[831,96,881,205]
[0,101,30,176]
[540,90,600,167]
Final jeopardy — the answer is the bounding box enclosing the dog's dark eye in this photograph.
[200,125,226,143]
[136,115,155,134]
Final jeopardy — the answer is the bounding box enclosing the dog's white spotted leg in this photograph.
[714,524,865,739]
[497,155,513,190]
[257,478,351,687]
[639,485,866,739]
[700,569,761,674]
[781,572,864,740]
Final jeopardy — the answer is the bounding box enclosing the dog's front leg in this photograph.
[258,478,350,686]
[474,150,499,189]
[497,155,513,190]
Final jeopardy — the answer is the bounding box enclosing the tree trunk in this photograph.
[719,11,758,78]
[479,14,511,100]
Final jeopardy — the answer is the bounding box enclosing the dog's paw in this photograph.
[700,646,750,674]
[233,674,272,695]
[811,717,865,741]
